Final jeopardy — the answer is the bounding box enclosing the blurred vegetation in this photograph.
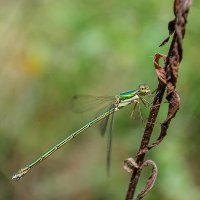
[0,1,200,200]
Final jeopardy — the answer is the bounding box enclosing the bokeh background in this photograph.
[0,1,200,200]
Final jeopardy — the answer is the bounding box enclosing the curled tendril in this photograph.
[124,158,158,200]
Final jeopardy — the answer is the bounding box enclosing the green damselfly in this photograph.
[12,84,150,181]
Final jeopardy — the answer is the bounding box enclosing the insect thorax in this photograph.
[118,94,139,109]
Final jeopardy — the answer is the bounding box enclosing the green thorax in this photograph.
[119,89,138,101]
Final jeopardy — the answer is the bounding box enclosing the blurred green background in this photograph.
[0,1,200,200]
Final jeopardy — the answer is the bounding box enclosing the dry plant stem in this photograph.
[125,84,165,200]
[125,0,192,199]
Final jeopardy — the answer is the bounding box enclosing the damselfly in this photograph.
[12,84,151,181]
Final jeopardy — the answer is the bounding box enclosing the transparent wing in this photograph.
[99,114,110,137]
[106,111,114,175]
[70,95,115,114]
[99,104,115,137]
[71,95,116,174]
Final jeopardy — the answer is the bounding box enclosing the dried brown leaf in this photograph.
[154,53,167,85]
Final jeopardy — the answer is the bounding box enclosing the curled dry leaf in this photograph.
[154,53,167,85]
[159,19,175,47]
[135,160,158,200]
[146,91,180,151]
[166,91,180,121]
[174,0,192,14]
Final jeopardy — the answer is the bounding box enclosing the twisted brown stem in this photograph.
[125,1,192,199]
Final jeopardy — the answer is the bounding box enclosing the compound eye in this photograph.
[139,84,147,91]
